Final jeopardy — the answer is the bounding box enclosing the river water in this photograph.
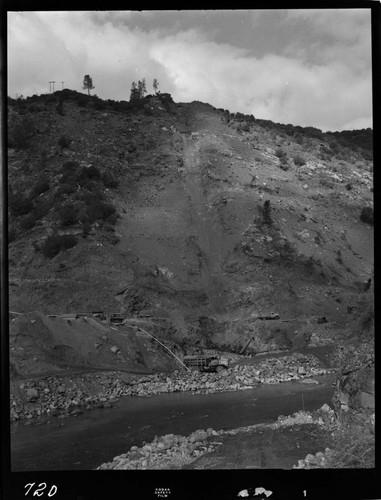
[11,373,335,471]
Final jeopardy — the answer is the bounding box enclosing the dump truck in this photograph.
[183,354,229,373]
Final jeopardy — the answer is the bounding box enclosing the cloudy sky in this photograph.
[8,9,372,132]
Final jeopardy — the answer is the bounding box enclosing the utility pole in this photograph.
[61,81,64,90]
[48,81,56,93]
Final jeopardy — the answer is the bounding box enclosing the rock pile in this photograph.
[10,353,333,423]
[97,428,221,470]
[275,404,336,429]
[293,448,334,469]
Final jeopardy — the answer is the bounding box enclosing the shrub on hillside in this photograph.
[85,200,116,223]
[56,100,64,116]
[260,200,273,226]
[81,222,92,237]
[76,95,89,107]
[101,171,119,188]
[62,160,79,173]
[275,148,286,158]
[33,199,53,220]
[9,191,33,216]
[236,122,250,133]
[277,239,297,263]
[57,203,80,226]
[41,234,77,258]
[303,255,322,271]
[58,183,76,195]
[8,122,29,149]
[79,165,101,181]
[336,249,344,265]
[104,212,118,225]
[9,226,18,242]
[31,178,50,197]
[293,154,306,166]
[360,206,373,225]
[279,156,289,170]
[79,190,105,207]
[143,106,154,116]
[20,213,37,230]
[58,135,71,148]
[93,99,106,111]
[79,178,101,192]
[60,161,80,184]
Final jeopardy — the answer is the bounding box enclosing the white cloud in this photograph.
[7,10,372,131]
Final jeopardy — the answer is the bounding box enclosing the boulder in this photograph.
[26,388,39,401]
[319,404,332,413]
[191,430,208,441]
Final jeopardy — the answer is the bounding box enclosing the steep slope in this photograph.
[8,91,373,361]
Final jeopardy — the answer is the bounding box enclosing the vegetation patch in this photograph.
[293,154,306,166]
[31,178,50,197]
[58,135,71,148]
[19,213,37,230]
[56,203,81,227]
[360,206,373,225]
[9,191,33,217]
[259,200,273,226]
[41,234,78,258]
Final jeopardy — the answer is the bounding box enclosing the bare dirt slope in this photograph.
[8,91,373,371]
[10,312,180,377]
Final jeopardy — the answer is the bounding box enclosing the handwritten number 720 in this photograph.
[25,483,57,497]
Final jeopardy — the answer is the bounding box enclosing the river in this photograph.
[11,373,335,471]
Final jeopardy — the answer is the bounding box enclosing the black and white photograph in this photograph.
[3,6,377,499]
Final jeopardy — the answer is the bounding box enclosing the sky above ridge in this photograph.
[7,9,373,132]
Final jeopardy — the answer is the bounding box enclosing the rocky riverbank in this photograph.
[97,406,338,470]
[10,352,334,423]
[97,428,222,470]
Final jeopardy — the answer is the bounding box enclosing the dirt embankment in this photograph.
[10,311,180,378]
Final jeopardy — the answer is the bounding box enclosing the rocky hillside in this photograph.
[8,90,374,363]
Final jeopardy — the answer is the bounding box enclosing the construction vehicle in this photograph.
[183,354,229,373]
[109,313,124,324]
